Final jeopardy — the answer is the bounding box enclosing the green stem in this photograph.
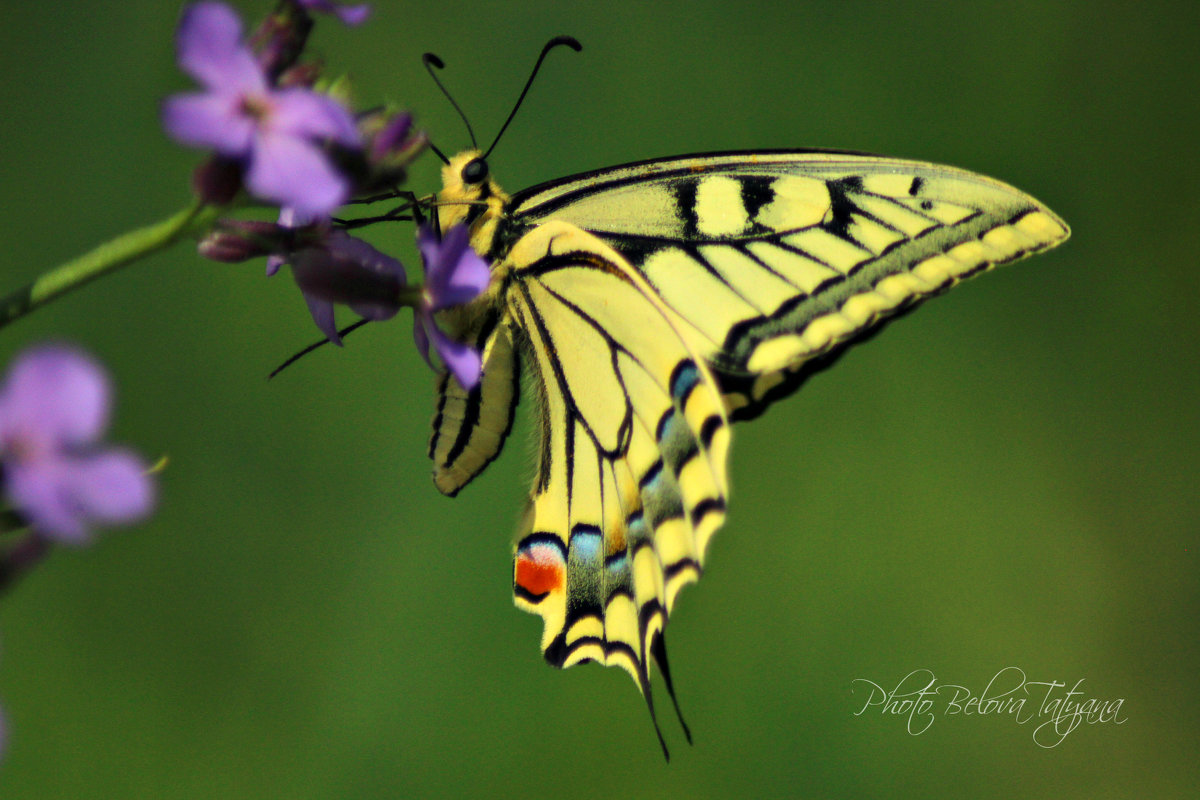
[0,198,219,330]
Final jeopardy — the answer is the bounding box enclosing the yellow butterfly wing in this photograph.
[428,149,1068,754]
[498,222,728,756]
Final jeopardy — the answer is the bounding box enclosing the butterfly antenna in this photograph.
[483,35,582,160]
[650,633,693,745]
[268,319,371,380]
[423,52,477,151]
[427,140,449,165]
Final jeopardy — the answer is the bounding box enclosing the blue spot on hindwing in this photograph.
[670,361,699,403]
[569,524,603,563]
[626,510,651,548]
[567,524,604,619]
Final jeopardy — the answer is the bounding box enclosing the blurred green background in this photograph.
[1,0,1196,797]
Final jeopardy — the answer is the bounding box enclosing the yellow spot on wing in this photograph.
[862,173,918,196]
[755,175,830,231]
[695,176,749,237]
[1016,210,1068,241]
[747,335,808,373]
[908,255,957,288]
[945,240,989,274]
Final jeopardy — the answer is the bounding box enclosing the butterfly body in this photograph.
[427,146,1068,751]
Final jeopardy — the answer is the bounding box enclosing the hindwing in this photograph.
[502,222,729,753]
[429,308,520,496]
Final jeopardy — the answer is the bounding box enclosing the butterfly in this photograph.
[422,142,1068,755]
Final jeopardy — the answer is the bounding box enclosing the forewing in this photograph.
[507,150,1069,420]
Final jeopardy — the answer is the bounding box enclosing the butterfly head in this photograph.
[437,149,509,251]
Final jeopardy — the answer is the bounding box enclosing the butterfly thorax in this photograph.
[431,150,519,346]
[437,150,511,261]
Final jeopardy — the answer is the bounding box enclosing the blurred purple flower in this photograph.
[414,225,491,389]
[287,229,407,344]
[0,346,154,543]
[162,2,360,217]
[293,0,371,25]
[366,111,412,163]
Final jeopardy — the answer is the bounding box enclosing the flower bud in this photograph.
[276,59,323,89]
[198,220,292,263]
[355,109,428,192]
[250,7,313,80]
[192,156,243,207]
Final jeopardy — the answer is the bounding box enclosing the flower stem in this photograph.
[0,199,219,330]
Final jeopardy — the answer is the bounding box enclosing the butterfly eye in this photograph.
[462,157,489,184]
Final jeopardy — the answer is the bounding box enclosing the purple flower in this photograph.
[162,2,360,218]
[293,0,372,25]
[287,229,407,344]
[367,111,413,163]
[0,346,154,543]
[414,226,491,389]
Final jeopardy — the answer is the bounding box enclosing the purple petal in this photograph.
[277,207,314,228]
[266,254,284,276]
[429,323,482,390]
[437,247,490,308]
[350,299,400,323]
[416,225,443,276]
[5,460,88,542]
[5,451,153,544]
[369,112,412,162]
[332,4,371,26]
[327,234,407,284]
[176,2,265,93]
[412,316,433,369]
[68,450,155,527]
[420,224,468,290]
[418,225,490,309]
[305,294,342,345]
[271,89,361,147]
[290,232,404,312]
[0,346,109,447]
[297,1,372,25]
[162,92,256,156]
[245,131,348,217]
